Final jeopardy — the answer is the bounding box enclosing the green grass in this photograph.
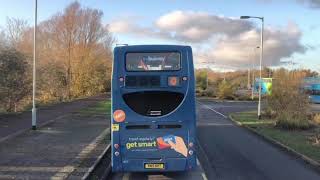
[79,100,111,116]
[231,111,320,162]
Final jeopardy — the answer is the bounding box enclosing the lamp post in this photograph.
[32,0,38,130]
[240,16,264,119]
[202,62,215,90]
[198,54,214,90]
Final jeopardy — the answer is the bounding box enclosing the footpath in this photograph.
[0,96,110,179]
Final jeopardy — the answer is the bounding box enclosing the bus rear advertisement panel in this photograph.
[111,45,196,172]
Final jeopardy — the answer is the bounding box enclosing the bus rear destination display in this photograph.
[126,52,180,71]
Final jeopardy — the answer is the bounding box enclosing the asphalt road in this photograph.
[311,103,320,112]
[197,99,320,180]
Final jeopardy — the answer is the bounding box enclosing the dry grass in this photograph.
[313,113,320,125]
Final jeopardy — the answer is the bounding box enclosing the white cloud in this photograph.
[155,10,253,42]
[109,19,170,39]
[206,22,306,68]
[297,0,320,8]
[109,11,306,69]
[111,11,253,42]
[260,0,320,8]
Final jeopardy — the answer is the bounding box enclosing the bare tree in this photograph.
[33,2,114,100]
[5,17,29,47]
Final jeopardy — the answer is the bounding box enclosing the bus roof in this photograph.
[114,45,192,52]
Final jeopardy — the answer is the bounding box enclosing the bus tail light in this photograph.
[114,144,119,149]
[188,150,194,156]
[115,151,120,156]
[119,77,124,82]
[168,76,179,86]
[188,142,194,148]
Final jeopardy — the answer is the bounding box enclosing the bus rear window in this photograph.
[126,52,180,71]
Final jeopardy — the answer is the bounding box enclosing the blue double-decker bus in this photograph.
[111,45,196,172]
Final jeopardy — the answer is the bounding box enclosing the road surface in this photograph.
[197,99,320,180]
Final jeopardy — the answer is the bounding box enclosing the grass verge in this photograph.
[79,100,111,116]
[231,111,320,163]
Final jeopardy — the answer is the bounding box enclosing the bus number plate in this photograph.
[144,163,164,169]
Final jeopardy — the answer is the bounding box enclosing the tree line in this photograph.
[196,67,319,100]
[0,2,114,113]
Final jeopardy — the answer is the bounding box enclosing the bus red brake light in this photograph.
[168,76,179,86]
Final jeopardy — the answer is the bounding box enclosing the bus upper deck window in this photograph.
[126,52,181,71]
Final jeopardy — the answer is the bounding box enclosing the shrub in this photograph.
[217,80,235,99]
[203,87,215,97]
[0,48,31,112]
[276,112,313,130]
[263,107,277,119]
[267,69,312,130]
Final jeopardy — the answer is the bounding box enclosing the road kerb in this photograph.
[52,127,110,179]
[81,144,111,180]
[228,114,320,173]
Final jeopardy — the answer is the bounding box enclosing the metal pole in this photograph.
[251,47,256,100]
[32,0,37,130]
[251,71,255,99]
[206,66,209,90]
[258,17,264,119]
[247,67,250,89]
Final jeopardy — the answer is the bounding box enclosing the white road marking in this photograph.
[201,173,208,180]
[196,158,208,180]
[197,101,227,118]
[197,123,233,126]
[197,158,200,166]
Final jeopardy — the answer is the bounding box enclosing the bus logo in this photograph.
[113,110,126,122]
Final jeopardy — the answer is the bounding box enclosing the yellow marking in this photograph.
[144,163,164,169]
[112,124,119,131]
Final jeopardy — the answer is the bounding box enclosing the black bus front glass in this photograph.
[126,52,180,71]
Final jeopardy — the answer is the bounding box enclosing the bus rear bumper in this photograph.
[112,157,196,172]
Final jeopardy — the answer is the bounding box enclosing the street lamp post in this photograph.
[203,62,214,90]
[198,55,214,90]
[32,0,38,130]
[240,16,264,119]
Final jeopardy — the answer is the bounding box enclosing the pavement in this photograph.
[0,96,110,179]
[0,95,107,142]
[196,99,320,180]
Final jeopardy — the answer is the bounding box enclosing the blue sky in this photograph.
[0,0,319,71]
